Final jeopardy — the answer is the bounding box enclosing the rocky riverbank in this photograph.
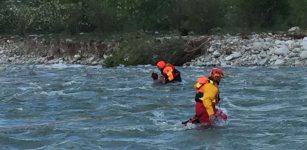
[185,33,307,66]
[1,33,307,66]
[0,35,117,65]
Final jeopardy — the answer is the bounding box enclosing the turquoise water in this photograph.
[0,64,306,150]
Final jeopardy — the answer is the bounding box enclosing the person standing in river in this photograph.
[153,60,182,84]
[183,68,227,127]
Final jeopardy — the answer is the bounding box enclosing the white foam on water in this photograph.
[213,118,228,127]
[136,64,152,68]
[36,64,85,69]
[185,122,197,129]
[40,90,66,96]
[63,81,78,86]
[112,102,132,109]
[16,107,23,111]
[137,86,147,90]
[170,122,200,131]
[151,111,167,126]
[17,87,34,91]
[100,125,145,133]
[17,82,43,91]
[149,111,195,132]
[106,87,134,91]
[150,110,178,131]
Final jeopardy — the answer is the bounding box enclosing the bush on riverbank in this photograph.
[104,32,187,67]
[0,32,208,66]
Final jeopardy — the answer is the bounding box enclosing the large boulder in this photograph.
[274,44,289,56]
[274,59,285,65]
[288,26,300,32]
[225,52,242,61]
[300,51,307,59]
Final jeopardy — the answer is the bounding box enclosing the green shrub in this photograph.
[105,32,187,67]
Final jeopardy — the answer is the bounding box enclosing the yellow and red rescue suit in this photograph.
[194,77,220,124]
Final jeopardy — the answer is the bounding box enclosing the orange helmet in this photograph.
[156,60,166,69]
[210,68,224,81]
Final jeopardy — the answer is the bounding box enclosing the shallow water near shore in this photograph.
[0,64,306,149]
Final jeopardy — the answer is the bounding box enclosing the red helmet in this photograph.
[156,60,166,69]
[210,68,224,81]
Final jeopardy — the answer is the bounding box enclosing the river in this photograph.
[0,64,306,150]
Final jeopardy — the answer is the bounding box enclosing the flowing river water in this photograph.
[0,64,306,150]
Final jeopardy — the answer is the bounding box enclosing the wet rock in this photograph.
[225,52,241,61]
[288,26,300,32]
[295,60,303,66]
[288,52,298,58]
[74,54,81,60]
[259,51,267,58]
[259,58,268,66]
[213,51,221,58]
[302,37,307,50]
[274,45,289,56]
[274,59,285,65]
[300,51,307,59]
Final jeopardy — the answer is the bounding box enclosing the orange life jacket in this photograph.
[194,76,220,104]
[194,76,208,102]
[162,63,175,81]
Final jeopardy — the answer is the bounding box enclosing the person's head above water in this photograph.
[210,68,224,82]
[151,72,158,80]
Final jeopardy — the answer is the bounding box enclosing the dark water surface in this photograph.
[0,64,306,150]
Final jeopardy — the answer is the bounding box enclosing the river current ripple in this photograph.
[0,64,306,150]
